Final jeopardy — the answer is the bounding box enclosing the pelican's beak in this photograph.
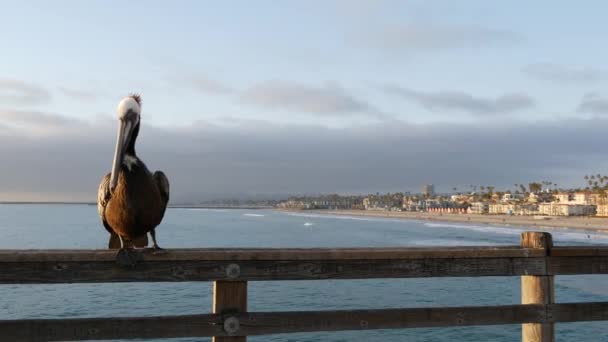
[109,118,135,191]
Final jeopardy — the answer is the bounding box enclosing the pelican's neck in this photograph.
[125,122,140,157]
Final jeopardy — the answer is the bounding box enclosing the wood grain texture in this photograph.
[3,302,608,341]
[521,232,554,342]
[213,281,247,342]
[0,257,548,284]
[0,246,544,262]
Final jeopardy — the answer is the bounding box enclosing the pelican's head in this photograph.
[109,94,142,191]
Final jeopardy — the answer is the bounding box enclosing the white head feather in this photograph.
[117,96,141,120]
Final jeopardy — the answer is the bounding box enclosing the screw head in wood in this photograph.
[223,316,240,334]
[225,263,241,279]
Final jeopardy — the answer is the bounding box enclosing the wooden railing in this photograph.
[2,231,608,342]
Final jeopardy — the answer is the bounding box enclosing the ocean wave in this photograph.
[180,208,228,212]
[284,212,391,222]
[423,222,524,236]
[424,222,608,244]
[244,213,265,217]
[303,222,315,226]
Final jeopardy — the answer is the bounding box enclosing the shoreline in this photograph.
[280,209,608,232]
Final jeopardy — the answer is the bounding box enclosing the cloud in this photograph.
[59,87,100,101]
[577,93,608,114]
[383,85,534,115]
[367,24,523,51]
[0,109,606,202]
[240,81,383,116]
[0,108,98,138]
[172,75,235,94]
[0,79,51,106]
[172,75,383,117]
[523,63,608,83]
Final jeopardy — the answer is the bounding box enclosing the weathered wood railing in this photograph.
[2,231,608,342]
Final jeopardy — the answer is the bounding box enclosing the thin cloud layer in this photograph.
[369,24,523,51]
[383,85,534,115]
[578,93,608,114]
[173,75,235,94]
[0,109,605,202]
[523,63,608,83]
[59,87,100,102]
[0,79,51,106]
[241,81,377,116]
[171,75,383,118]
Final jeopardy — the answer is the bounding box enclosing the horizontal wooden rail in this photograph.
[2,233,607,342]
[2,246,608,283]
[0,247,547,284]
[3,302,608,341]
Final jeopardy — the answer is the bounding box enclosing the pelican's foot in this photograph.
[152,245,166,255]
[116,248,141,267]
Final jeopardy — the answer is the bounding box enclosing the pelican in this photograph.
[97,94,169,264]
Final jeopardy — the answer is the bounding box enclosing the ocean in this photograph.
[1,204,607,341]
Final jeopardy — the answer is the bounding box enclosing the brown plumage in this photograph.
[97,95,169,250]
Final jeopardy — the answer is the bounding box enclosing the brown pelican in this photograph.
[97,94,169,264]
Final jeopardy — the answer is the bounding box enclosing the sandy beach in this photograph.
[284,209,608,232]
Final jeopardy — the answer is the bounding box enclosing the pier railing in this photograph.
[2,231,608,342]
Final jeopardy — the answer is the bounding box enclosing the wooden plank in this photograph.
[0,257,547,284]
[549,302,608,322]
[0,246,544,262]
[549,256,608,275]
[3,302,608,341]
[236,305,547,335]
[521,232,554,342]
[550,246,608,257]
[213,281,247,342]
[0,314,222,342]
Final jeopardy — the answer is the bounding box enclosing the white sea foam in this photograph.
[285,212,390,222]
[408,239,506,246]
[244,213,265,217]
[423,222,525,236]
[424,222,608,244]
[303,222,314,226]
[182,208,228,212]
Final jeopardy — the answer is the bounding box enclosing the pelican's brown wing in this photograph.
[97,173,114,235]
[153,171,170,221]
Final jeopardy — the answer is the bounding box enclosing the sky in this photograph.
[2,1,608,202]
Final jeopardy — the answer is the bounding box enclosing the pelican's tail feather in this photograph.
[108,233,149,249]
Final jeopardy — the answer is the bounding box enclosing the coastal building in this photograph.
[555,192,572,203]
[403,199,424,212]
[363,194,403,211]
[538,203,596,216]
[468,202,489,214]
[422,184,435,197]
[488,204,516,215]
[501,193,524,202]
[597,205,608,217]
[574,192,591,204]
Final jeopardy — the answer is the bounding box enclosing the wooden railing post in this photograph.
[213,280,247,341]
[520,232,554,342]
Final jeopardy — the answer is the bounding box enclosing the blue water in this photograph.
[1,204,608,341]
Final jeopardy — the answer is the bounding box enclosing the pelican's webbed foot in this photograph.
[152,244,166,255]
[150,229,166,255]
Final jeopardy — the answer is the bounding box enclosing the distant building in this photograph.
[468,202,489,214]
[555,192,572,203]
[538,203,596,216]
[422,184,435,197]
[501,193,524,202]
[489,203,516,215]
[597,205,608,217]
